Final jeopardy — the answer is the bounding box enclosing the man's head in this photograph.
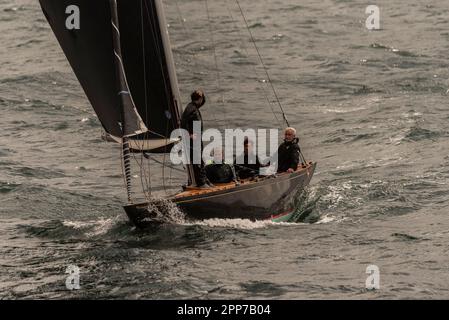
[243,137,254,155]
[191,89,206,108]
[212,147,224,163]
[284,127,296,142]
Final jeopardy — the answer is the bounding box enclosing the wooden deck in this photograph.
[174,163,312,199]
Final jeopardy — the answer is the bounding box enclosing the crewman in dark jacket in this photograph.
[277,127,300,173]
[205,148,237,184]
[235,138,263,179]
[181,89,210,188]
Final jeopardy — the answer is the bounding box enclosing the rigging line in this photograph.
[147,147,152,198]
[139,153,151,200]
[144,153,186,173]
[149,1,185,143]
[132,145,150,200]
[144,136,152,199]
[140,3,169,198]
[130,142,147,196]
[168,147,175,189]
[173,0,198,69]
[140,0,150,129]
[234,0,290,128]
[162,116,171,196]
[170,0,185,112]
[145,129,168,139]
[140,0,152,201]
[128,143,151,200]
[132,139,150,201]
[169,166,173,189]
[132,143,154,200]
[141,136,151,201]
[174,0,220,126]
[205,0,227,128]
[145,1,174,122]
[135,135,151,200]
[139,142,156,200]
[223,0,282,129]
[141,3,171,197]
[145,1,181,194]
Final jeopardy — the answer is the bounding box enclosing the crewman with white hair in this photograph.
[277,127,301,173]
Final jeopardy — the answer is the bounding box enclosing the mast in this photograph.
[153,0,196,186]
[109,0,136,203]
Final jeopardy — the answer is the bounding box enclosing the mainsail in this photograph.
[39,0,183,142]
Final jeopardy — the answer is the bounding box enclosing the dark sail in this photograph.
[40,0,194,184]
[117,0,182,140]
[39,0,182,140]
[109,0,148,137]
[39,0,146,137]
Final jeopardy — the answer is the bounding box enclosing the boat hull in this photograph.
[124,163,316,228]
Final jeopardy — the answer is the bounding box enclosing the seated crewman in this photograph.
[235,138,263,180]
[277,127,300,173]
[205,148,237,184]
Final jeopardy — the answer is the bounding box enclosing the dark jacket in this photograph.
[205,163,235,184]
[235,153,263,179]
[181,102,203,135]
[277,138,300,173]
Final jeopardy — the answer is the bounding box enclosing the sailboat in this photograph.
[39,0,316,227]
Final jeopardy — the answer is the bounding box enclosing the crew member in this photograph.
[235,138,263,179]
[277,127,300,173]
[181,89,210,188]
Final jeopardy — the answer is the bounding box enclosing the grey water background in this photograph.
[0,0,449,299]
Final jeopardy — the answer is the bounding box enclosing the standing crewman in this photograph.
[181,89,211,188]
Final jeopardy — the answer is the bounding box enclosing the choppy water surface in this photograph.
[1,0,449,299]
